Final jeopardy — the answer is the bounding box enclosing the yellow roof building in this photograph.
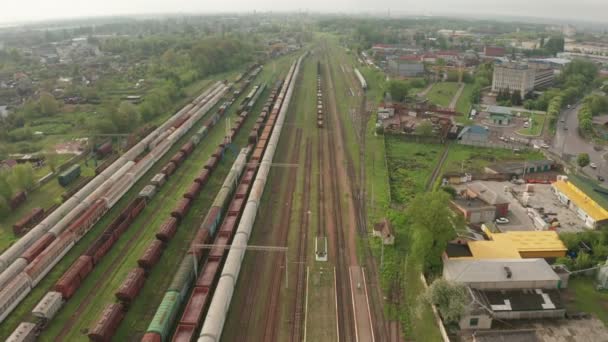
[446,226,567,260]
[552,179,608,224]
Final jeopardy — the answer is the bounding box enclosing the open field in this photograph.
[0,54,296,341]
[440,144,545,175]
[564,277,608,326]
[385,137,442,204]
[426,82,460,108]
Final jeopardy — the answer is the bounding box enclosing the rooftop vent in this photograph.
[504,266,512,279]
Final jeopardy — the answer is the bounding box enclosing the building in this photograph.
[443,258,563,290]
[460,287,565,330]
[484,160,555,176]
[387,56,425,77]
[451,196,498,224]
[457,125,489,143]
[552,176,608,229]
[444,228,567,261]
[485,105,514,125]
[373,218,395,245]
[483,46,506,58]
[492,63,535,98]
[466,182,509,217]
[492,62,555,98]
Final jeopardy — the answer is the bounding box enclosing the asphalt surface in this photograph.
[551,102,608,181]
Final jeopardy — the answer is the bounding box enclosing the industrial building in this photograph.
[552,176,608,229]
[387,56,425,77]
[484,160,555,176]
[444,227,567,261]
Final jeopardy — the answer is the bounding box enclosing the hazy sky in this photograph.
[2,0,608,24]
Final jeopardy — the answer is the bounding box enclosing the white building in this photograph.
[492,63,555,98]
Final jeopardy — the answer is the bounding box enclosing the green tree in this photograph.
[424,279,468,324]
[110,101,141,133]
[39,92,59,116]
[387,80,410,103]
[577,153,590,169]
[415,121,434,136]
[407,191,462,273]
[0,172,12,200]
[10,163,35,191]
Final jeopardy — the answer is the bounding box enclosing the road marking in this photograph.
[362,267,376,342]
[349,267,359,342]
[334,266,340,342]
[304,266,310,342]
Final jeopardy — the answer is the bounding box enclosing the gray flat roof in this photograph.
[444,258,560,284]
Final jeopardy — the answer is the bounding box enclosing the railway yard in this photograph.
[2,36,404,342]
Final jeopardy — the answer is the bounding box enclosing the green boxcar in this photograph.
[168,257,195,301]
[58,164,81,187]
[146,290,181,341]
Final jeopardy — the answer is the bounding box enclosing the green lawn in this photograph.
[440,144,545,175]
[426,82,460,108]
[565,277,608,325]
[517,113,546,136]
[455,84,473,116]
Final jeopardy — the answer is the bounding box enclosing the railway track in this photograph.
[426,143,451,191]
[260,128,302,341]
[322,54,356,342]
[289,138,312,342]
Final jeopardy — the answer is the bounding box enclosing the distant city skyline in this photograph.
[2,0,608,26]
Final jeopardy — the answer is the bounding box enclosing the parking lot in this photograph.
[456,181,587,233]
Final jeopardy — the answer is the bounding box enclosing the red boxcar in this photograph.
[115,268,145,305]
[172,324,197,342]
[200,207,221,233]
[84,232,117,265]
[171,198,192,222]
[170,151,186,167]
[138,239,164,270]
[204,157,218,171]
[88,303,124,342]
[21,232,56,263]
[208,235,229,261]
[156,217,179,242]
[141,332,162,342]
[212,146,224,158]
[251,147,265,161]
[196,260,220,287]
[161,162,176,177]
[179,287,211,327]
[13,207,44,235]
[96,141,113,159]
[180,142,194,156]
[241,170,255,185]
[10,191,27,209]
[194,169,210,185]
[228,198,245,217]
[172,115,191,129]
[235,184,249,199]
[54,255,94,299]
[183,182,202,200]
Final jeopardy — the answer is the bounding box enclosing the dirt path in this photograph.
[418,83,435,97]
[448,82,465,110]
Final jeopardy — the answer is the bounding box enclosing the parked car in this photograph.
[496,217,510,224]
[598,175,605,182]
[541,143,550,149]
[590,163,598,169]
[563,126,568,130]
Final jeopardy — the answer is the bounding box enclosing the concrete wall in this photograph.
[459,313,493,330]
[466,280,559,290]
[494,309,566,320]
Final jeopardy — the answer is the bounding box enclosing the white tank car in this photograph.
[0,274,32,323]
[0,258,28,289]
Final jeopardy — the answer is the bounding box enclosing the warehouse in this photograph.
[552,176,608,229]
[443,258,563,290]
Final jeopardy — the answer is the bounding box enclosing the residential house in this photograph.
[373,218,395,245]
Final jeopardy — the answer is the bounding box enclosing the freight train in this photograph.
[199,55,304,342]
[139,82,283,342]
[317,61,324,128]
[0,82,228,325]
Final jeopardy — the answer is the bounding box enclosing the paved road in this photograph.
[551,102,608,180]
